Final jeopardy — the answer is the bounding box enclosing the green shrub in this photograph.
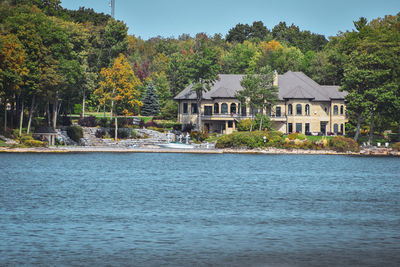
[95,128,106,138]
[67,126,83,143]
[131,130,137,139]
[108,128,131,139]
[73,103,82,114]
[23,139,48,148]
[253,114,272,131]
[160,100,178,120]
[328,136,359,152]
[78,116,97,127]
[216,131,267,149]
[288,132,298,140]
[297,133,306,140]
[237,119,252,131]
[392,142,400,151]
[190,130,209,142]
[20,135,34,143]
[98,118,108,127]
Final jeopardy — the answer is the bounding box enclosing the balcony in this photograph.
[201,113,287,121]
[201,113,251,120]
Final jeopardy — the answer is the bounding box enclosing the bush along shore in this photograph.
[1,128,400,156]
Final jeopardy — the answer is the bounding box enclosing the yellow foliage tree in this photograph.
[259,40,283,53]
[0,33,28,132]
[95,54,142,141]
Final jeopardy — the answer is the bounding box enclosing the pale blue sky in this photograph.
[60,0,400,40]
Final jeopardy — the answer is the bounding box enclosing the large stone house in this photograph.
[174,71,347,135]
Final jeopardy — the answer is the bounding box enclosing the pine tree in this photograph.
[141,83,160,116]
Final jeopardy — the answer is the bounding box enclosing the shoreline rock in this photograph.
[1,145,399,156]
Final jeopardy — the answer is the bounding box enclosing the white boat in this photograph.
[158,142,195,149]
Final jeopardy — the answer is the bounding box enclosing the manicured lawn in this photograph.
[0,140,10,147]
[70,112,153,123]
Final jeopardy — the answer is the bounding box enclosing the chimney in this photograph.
[273,70,278,86]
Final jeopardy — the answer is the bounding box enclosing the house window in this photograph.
[221,103,228,114]
[334,105,338,115]
[296,104,302,115]
[340,124,344,134]
[340,105,344,115]
[214,103,219,114]
[288,104,293,115]
[191,103,198,114]
[251,108,259,115]
[288,123,293,133]
[228,121,233,128]
[183,103,188,114]
[305,104,310,116]
[296,123,302,133]
[305,123,310,134]
[276,106,281,117]
[230,103,237,114]
[204,106,212,116]
[334,123,338,134]
[241,105,247,116]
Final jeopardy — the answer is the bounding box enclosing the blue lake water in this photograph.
[0,153,399,266]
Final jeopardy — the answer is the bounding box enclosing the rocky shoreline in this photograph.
[1,145,399,156]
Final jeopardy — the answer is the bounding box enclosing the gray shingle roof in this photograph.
[174,71,346,101]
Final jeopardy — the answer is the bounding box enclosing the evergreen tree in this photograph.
[141,83,160,116]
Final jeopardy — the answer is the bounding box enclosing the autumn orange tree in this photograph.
[95,54,142,141]
[0,33,28,132]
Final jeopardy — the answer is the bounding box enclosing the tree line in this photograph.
[0,0,399,142]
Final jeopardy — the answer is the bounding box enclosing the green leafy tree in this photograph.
[237,66,278,131]
[186,44,221,131]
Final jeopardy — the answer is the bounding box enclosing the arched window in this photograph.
[296,104,302,115]
[214,103,219,114]
[340,105,344,115]
[221,103,228,114]
[230,103,236,114]
[305,104,310,116]
[334,123,338,134]
[340,124,344,134]
[334,105,338,115]
[288,104,293,115]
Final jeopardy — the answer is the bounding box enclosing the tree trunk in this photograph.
[354,112,363,142]
[110,100,114,123]
[10,98,14,129]
[197,98,202,132]
[52,92,59,130]
[398,124,400,142]
[103,105,106,118]
[368,111,374,145]
[259,111,263,131]
[19,100,24,136]
[3,102,7,133]
[114,115,118,142]
[250,111,254,132]
[46,101,51,127]
[27,96,36,134]
[82,88,86,117]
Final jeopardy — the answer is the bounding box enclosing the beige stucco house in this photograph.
[174,71,347,135]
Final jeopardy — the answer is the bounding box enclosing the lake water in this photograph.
[0,153,399,266]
